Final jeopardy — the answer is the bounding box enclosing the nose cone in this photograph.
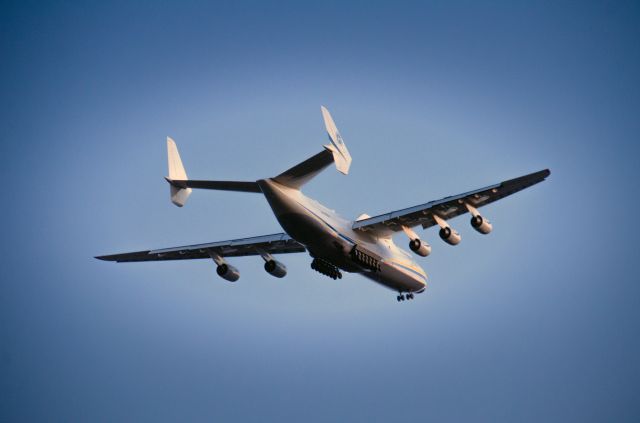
[414,263,428,282]
[413,265,428,292]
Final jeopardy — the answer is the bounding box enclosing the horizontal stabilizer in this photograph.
[166,178,261,193]
[273,149,334,189]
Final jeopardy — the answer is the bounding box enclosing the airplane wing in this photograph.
[352,169,550,236]
[95,233,305,262]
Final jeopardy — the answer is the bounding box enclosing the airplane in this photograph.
[96,106,550,302]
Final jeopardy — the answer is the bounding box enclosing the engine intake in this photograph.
[439,226,461,245]
[216,263,240,282]
[470,215,492,234]
[264,259,287,278]
[409,238,431,257]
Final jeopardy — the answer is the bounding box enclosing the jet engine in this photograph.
[409,238,431,257]
[216,263,240,282]
[470,215,492,234]
[433,214,461,245]
[264,259,287,278]
[439,226,461,245]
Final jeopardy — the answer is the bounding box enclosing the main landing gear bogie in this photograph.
[311,258,342,280]
[396,293,415,302]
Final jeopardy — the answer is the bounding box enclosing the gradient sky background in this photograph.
[1,1,639,421]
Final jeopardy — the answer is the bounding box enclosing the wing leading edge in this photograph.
[352,169,550,236]
[96,233,306,263]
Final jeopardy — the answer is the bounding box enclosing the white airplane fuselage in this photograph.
[257,178,427,294]
[97,106,550,301]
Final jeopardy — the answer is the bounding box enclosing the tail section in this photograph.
[166,137,261,206]
[273,106,352,189]
[166,107,351,199]
[321,106,352,175]
[167,137,192,207]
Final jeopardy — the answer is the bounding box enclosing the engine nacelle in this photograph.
[216,263,240,282]
[264,259,287,278]
[409,238,431,257]
[470,215,492,234]
[439,226,461,245]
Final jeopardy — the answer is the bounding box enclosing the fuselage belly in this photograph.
[257,179,427,294]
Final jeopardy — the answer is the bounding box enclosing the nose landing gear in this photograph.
[396,293,415,302]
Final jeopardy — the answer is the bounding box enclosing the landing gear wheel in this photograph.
[397,295,402,302]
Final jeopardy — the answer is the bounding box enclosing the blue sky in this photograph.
[1,1,639,421]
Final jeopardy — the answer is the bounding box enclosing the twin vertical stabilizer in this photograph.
[165,107,352,205]
[321,106,352,175]
[167,137,192,207]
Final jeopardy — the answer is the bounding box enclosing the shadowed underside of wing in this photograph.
[352,169,550,236]
[96,233,306,263]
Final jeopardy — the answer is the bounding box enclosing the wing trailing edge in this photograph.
[95,233,306,262]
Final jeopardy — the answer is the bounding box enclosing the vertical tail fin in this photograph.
[321,106,352,175]
[166,137,192,207]
[272,106,353,189]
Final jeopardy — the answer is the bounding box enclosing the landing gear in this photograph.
[311,258,342,280]
[397,293,415,302]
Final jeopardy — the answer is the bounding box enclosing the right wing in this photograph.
[352,169,550,236]
[95,233,305,262]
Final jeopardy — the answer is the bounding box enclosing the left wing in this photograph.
[95,233,305,262]
[352,169,550,236]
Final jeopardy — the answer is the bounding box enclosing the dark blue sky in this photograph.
[2,1,639,421]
